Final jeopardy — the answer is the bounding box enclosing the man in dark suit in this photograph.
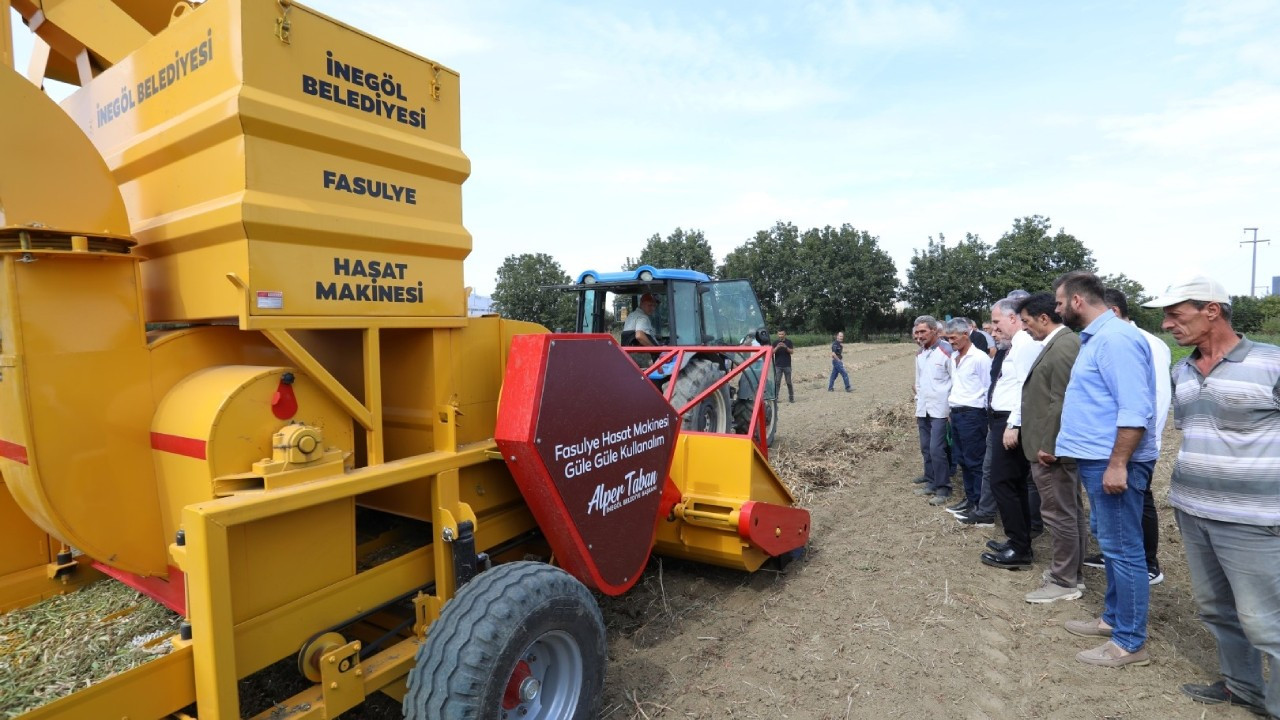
[1015,292,1086,603]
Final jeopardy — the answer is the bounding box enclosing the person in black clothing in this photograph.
[829,331,852,392]
[773,330,795,403]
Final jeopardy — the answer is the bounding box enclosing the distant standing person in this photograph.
[773,330,795,403]
[829,331,852,392]
[1144,276,1280,717]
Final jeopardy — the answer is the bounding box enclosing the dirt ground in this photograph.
[597,342,1243,720]
[2,344,1243,720]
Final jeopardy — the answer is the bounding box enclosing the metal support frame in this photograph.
[625,344,774,457]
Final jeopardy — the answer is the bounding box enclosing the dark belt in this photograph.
[988,410,1011,418]
[951,406,984,413]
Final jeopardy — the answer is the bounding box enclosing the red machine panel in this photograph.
[495,334,680,595]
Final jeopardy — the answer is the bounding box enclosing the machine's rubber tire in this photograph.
[693,385,731,434]
[669,359,729,434]
[403,562,605,720]
[732,396,777,446]
[762,397,779,447]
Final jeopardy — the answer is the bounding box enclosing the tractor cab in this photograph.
[568,266,767,348]
[559,266,777,445]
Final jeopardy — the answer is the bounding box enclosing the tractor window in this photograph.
[670,282,699,346]
[579,289,600,333]
[702,280,764,345]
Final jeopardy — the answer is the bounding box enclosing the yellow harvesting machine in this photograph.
[0,1,810,717]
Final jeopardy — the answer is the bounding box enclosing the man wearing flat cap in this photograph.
[1145,275,1280,718]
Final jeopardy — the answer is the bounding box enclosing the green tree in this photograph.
[795,224,898,335]
[719,221,804,330]
[625,227,715,275]
[1100,273,1160,331]
[1231,294,1264,334]
[986,216,1095,297]
[1258,294,1280,321]
[491,253,577,331]
[901,233,991,321]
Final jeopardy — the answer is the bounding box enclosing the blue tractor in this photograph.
[560,266,778,446]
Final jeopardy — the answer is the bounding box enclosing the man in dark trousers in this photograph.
[829,331,851,392]
[1012,292,1085,604]
[773,330,795,403]
[973,298,1041,552]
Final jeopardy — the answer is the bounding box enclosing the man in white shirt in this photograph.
[913,316,954,502]
[943,318,992,510]
[622,293,660,346]
[977,299,1046,573]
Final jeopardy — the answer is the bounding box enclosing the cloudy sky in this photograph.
[14,1,1280,298]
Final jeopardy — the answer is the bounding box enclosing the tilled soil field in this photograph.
[2,343,1239,720]
[598,342,1237,720]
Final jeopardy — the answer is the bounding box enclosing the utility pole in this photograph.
[1242,228,1271,297]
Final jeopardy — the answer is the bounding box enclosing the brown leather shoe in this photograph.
[1076,640,1150,668]
[1064,617,1113,638]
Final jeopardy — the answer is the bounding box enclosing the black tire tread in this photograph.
[403,562,605,720]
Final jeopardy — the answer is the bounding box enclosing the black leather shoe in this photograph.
[980,548,1032,570]
[1180,680,1266,715]
[986,539,1011,552]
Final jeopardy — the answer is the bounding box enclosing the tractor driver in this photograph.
[622,293,660,346]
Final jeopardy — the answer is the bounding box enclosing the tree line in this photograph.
[488,215,1259,337]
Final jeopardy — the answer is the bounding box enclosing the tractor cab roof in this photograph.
[573,265,710,289]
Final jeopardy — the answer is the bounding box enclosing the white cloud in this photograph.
[1238,41,1280,77]
[813,0,963,48]
[1177,0,1280,46]
[1100,82,1280,163]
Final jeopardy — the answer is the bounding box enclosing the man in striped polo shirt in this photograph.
[1145,275,1280,718]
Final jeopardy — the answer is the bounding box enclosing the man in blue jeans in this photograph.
[829,331,852,392]
[1145,275,1280,717]
[1052,271,1157,668]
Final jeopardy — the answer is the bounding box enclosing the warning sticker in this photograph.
[256,291,284,309]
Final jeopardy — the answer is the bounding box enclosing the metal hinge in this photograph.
[274,0,292,44]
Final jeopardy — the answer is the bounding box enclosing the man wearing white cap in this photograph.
[1145,275,1280,718]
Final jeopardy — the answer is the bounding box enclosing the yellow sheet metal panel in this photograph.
[228,498,354,622]
[151,363,355,547]
[653,433,793,571]
[57,0,470,324]
[0,481,49,577]
[0,253,168,577]
[0,66,132,238]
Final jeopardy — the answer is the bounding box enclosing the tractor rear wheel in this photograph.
[403,562,605,720]
[669,358,729,433]
[761,396,778,447]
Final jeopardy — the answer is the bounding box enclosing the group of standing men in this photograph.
[912,271,1280,717]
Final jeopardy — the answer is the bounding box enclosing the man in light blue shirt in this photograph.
[1052,271,1157,669]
